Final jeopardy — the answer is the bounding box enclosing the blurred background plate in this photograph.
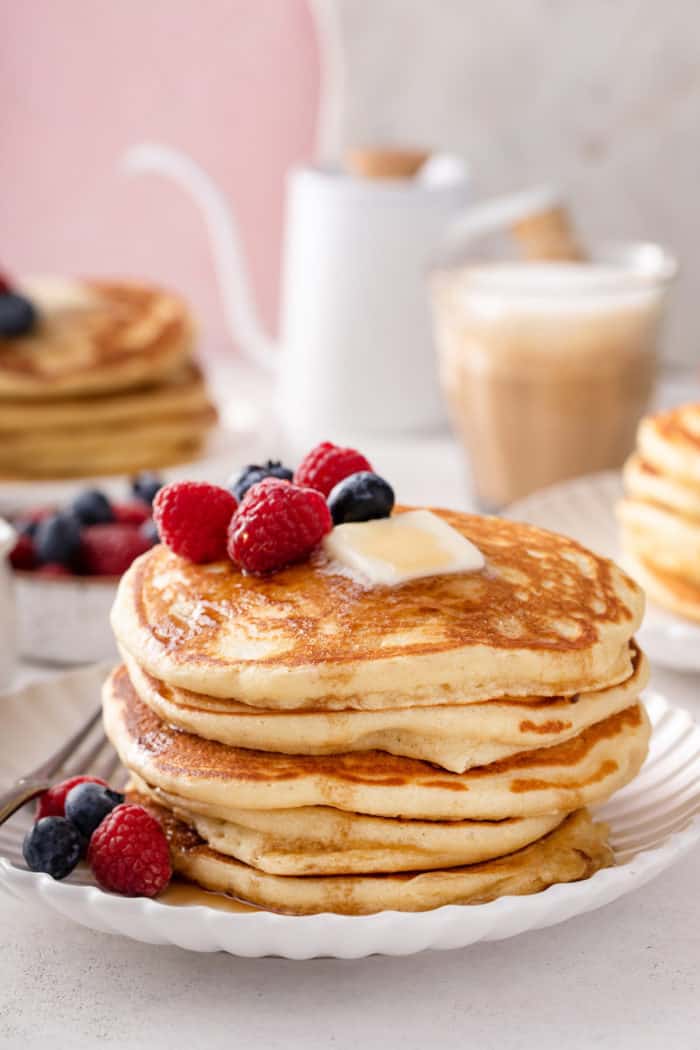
[505,471,700,673]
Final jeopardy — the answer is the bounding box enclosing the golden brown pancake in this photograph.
[138,797,613,915]
[0,362,211,431]
[619,404,700,621]
[130,774,566,875]
[622,552,700,623]
[122,642,648,773]
[104,665,650,821]
[112,510,644,708]
[0,280,193,399]
[636,403,700,486]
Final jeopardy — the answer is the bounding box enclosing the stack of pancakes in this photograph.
[106,510,650,914]
[618,404,700,622]
[0,279,216,479]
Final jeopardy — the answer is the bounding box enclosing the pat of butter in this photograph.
[322,509,486,586]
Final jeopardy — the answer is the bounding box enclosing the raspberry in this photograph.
[79,523,152,576]
[21,505,56,527]
[35,562,72,577]
[153,481,237,563]
[294,441,372,497]
[228,478,332,574]
[36,775,107,821]
[88,803,171,897]
[9,533,36,570]
[113,500,152,526]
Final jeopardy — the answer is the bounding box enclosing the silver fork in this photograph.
[0,706,120,826]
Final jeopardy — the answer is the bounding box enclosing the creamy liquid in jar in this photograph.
[432,261,670,509]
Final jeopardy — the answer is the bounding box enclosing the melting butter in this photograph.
[322,509,486,586]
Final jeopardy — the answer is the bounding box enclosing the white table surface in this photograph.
[2,369,699,1049]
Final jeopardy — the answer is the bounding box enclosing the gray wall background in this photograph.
[328,0,699,364]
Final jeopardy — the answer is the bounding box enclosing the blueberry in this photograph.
[0,293,37,337]
[140,518,160,546]
[131,472,164,506]
[22,817,83,879]
[328,471,395,525]
[16,517,38,538]
[71,489,114,526]
[64,782,124,839]
[34,511,82,566]
[228,460,293,502]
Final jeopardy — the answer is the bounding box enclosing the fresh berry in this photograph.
[131,472,163,506]
[88,803,171,897]
[79,523,152,576]
[0,293,37,337]
[0,273,12,294]
[35,562,72,577]
[228,478,332,574]
[71,489,114,526]
[65,782,125,839]
[113,500,151,526]
[328,471,395,525]
[23,817,83,880]
[15,506,55,537]
[294,442,372,497]
[9,533,36,570]
[140,518,160,546]
[228,460,293,502]
[153,481,237,563]
[34,512,81,567]
[36,775,108,820]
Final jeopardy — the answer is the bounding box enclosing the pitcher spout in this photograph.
[122,143,277,371]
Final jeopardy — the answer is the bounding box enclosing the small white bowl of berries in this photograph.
[7,474,161,665]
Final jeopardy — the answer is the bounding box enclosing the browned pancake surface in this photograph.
[110,664,643,790]
[0,280,191,396]
[132,511,638,668]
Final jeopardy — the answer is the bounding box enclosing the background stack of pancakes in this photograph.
[618,404,700,622]
[0,279,216,479]
[105,510,650,914]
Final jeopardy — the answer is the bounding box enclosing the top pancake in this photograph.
[0,280,193,399]
[636,403,700,487]
[112,509,644,708]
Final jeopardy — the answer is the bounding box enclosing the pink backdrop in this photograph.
[2,0,320,356]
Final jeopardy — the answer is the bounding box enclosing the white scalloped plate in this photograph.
[1,666,699,958]
[506,471,700,672]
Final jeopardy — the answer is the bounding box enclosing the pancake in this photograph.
[111,510,644,708]
[0,406,216,480]
[138,798,613,914]
[622,552,700,623]
[0,362,211,432]
[123,643,648,773]
[104,666,651,821]
[617,499,700,587]
[0,280,193,399]
[130,775,565,875]
[623,454,700,520]
[636,404,700,487]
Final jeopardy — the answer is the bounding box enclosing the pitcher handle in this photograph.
[123,144,277,372]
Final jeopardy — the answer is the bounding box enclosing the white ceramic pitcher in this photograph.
[123,145,470,450]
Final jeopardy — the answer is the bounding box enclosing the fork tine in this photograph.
[27,707,103,780]
[100,751,123,783]
[63,731,111,780]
